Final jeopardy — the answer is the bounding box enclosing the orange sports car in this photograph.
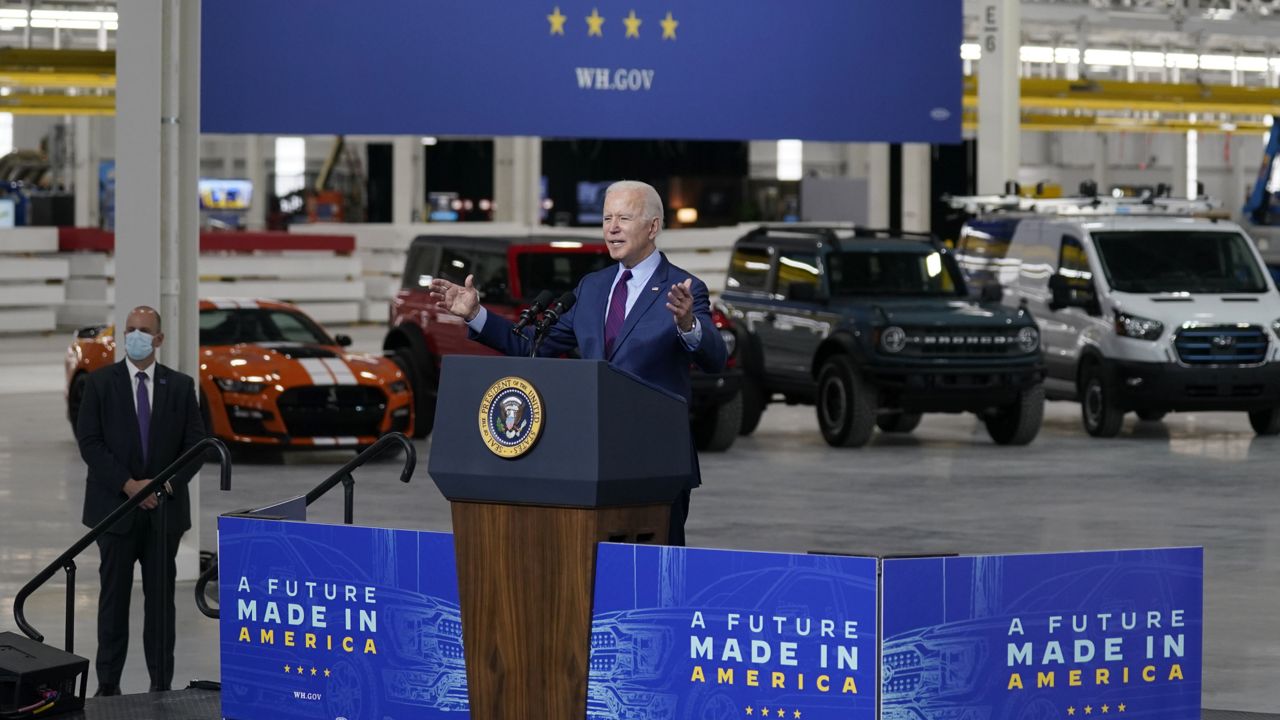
[66,299,414,448]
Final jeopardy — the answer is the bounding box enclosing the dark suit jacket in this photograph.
[77,361,207,535]
[470,252,727,403]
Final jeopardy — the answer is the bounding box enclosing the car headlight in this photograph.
[389,380,409,394]
[1016,326,1040,353]
[880,326,907,353]
[1115,312,1163,341]
[718,328,737,358]
[214,377,265,394]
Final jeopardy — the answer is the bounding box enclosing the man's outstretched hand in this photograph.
[429,274,481,322]
[666,278,695,332]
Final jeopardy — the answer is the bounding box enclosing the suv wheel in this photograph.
[693,390,742,452]
[1080,364,1124,438]
[739,375,766,436]
[985,384,1045,446]
[816,355,876,448]
[877,412,922,434]
[1248,407,1280,435]
[391,350,436,438]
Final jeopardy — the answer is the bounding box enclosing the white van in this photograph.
[957,202,1280,437]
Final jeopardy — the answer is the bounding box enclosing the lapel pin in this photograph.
[651,286,659,292]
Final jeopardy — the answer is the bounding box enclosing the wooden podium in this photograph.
[427,357,695,719]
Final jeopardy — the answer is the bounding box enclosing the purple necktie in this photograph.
[603,269,632,357]
[136,371,150,466]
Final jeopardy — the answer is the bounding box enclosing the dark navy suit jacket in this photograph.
[470,252,727,405]
[77,361,206,535]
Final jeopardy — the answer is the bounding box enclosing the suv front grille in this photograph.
[1174,325,1268,365]
[277,385,387,437]
[896,328,1029,357]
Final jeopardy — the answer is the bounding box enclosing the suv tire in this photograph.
[391,350,436,438]
[1081,364,1124,438]
[1248,407,1280,435]
[816,355,876,448]
[739,375,766,436]
[985,384,1044,445]
[693,390,742,452]
[1136,409,1167,422]
[877,412,922,434]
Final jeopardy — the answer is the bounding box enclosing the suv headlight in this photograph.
[214,377,265,394]
[1115,312,1164,341]
[1016,326,1040,353]
[718,328,737,358]
[880,326,907,353]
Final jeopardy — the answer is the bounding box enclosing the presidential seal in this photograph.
[478,376,544,458]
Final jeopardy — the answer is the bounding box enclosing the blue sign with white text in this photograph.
[880,548,1203,720]
[218,517,469,720]
[586,543,879,720]
[201,0,962,142]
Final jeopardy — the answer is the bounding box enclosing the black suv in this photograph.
[384,234,744,451]
[721,226,1045,447]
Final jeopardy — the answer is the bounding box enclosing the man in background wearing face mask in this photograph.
[76,305,207,696]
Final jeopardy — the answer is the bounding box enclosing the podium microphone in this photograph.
[512,290,555,335]
[530,292,576,357]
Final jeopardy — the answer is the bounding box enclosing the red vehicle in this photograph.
[66,299,414,449]
[383,234,743,450]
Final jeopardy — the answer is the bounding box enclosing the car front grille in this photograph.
[277,385,387,437]
[896,328,1029,357]
[1174,325,1268,365]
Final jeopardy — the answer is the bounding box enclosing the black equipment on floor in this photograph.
[0,631,87,719]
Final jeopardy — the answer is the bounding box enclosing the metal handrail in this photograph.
[194,432,415,619]
[13,437,231,648]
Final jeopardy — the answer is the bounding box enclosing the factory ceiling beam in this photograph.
[964,77,1280,115]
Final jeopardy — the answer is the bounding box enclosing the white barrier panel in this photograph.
[0,228,58,253]
[0,307,57,333]
[198,279,365,303]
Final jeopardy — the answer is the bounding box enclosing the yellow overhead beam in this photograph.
[0,93,115,116]
[963,76,1280,116]
[0,48,115,89]
[961,111,1271,134]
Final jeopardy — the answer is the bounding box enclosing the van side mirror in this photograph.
[335,334,353,347]
[980,283,1004,304]
[786,282,819,302]
[1048,273,1099,315]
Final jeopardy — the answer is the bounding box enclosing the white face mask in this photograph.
[125,329,155,362]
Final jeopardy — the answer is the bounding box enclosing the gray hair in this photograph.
[605,180,664,231]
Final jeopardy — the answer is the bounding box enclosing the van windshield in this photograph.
[1093,231,1267,294]
[828,250,963,296]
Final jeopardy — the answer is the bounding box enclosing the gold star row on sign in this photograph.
[1067,703,1128,716]
[282,664,332,678]
[745,707,801,718]
[546,6,678,39]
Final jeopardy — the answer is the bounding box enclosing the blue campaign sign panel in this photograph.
[217,516,469,720]
[881,548,1204,720]
[201,0,961,142]
[587,543,879,720]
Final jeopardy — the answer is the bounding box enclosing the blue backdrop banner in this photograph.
[201,0,962,142]
[880,548,1204,720]
[218,516,468,720]
[587,543,879,720]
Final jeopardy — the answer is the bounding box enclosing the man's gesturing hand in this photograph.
[429,274,481,322]
[666,278,695,332]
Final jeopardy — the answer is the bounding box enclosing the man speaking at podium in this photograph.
[430,180,726,545]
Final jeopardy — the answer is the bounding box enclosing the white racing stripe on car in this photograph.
[297,358,337,385]
[311,437,337,446]
[335,436,359,446]
[211,299,238,309]
[320,358,358,385]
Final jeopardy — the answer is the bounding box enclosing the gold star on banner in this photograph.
[1085,706,1094,715]
[547,6,566,35]
[1068,708,1077,717]
[660,11,678,40]
[310,667,318,676]
[323,668,332,678]
[623,10,641,38]
[586,8,605,36]
[1118,704,1127,713]
[296,665,304,675]
[761,709,770,718]
[283,664,291,674]
[746,707,754,716]
[794,711,802,719]
[1102,705,1110,714]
